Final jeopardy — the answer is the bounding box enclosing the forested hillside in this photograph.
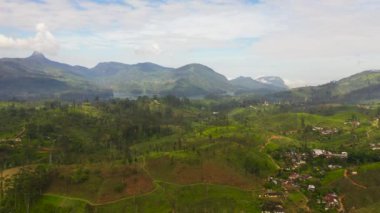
[1,97,380,212]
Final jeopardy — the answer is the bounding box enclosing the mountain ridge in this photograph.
[0,52,288,100]
[271,69,380,104]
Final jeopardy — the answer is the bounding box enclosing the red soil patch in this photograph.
[147,157,255,189]
[97,166,154,203]
[47,164,155,204]
[1,165,36,190]
[175,161,254,188]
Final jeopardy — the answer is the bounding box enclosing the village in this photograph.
[260,147,350,212]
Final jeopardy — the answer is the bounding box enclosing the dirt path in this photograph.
[43,157,265,207]
[260,135,283,169]
[337,195,345,212]
[260,135,284,152]
[344,169,367,189]
[15,126,26,139]
[0,127,26,143]
[46,180,264,207]
[301,195,312,212]
[2,167,22,179]
[1,165,34,179]
[1,165,35,192]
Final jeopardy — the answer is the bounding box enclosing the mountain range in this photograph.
[0,52,112,101]
[0,52,288,100]
[2,52,380,104]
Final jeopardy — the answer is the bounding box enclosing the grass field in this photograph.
[2,101,379,212]
[33,182,261,213]
[321,169,345,186]
[331,163,380,211]
[46,164,155,203]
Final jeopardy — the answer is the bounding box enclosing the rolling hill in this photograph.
[272,70,380,104]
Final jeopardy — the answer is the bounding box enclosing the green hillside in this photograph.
[274,70,380,104]
[0,52,112,101]
[1,97,380,212]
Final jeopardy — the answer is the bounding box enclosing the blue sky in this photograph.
[0,0,380,87]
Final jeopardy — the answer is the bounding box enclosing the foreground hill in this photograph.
[273,70,380,104]
[2,98,380,212]
[0,52,112,100]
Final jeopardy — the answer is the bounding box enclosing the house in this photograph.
[328,152,348,159]
[323,193,339,209]
[288,173,300,181]
[313,149,325,157]
[313,149,348,159]
[341,152,348,158]
[370,143,380,150]
[261,201,285,213]
[313,126,338,135]
[308,185,316,191]
[352,121,361,127]
[263,191,284,198]
[299,174,312,181]
[328,164,342,169]
[321,128,338,135]
[344,120,361,127]
[268,177,279,185]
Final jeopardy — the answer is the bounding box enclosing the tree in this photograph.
[1,166,53,212]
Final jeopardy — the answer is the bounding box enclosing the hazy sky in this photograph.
[0,0,380,87]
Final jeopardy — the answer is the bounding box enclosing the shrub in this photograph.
[70,168,90,184]
[113,183,125,193]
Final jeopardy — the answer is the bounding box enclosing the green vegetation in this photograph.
[321,169,344,185]
[1,96,380,212]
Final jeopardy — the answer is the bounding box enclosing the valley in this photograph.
[1,97,380,212]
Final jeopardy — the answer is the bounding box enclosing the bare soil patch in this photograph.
[147,157,256,189]
[47,164,155,203]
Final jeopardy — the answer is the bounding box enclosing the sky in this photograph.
[0,0,380,87]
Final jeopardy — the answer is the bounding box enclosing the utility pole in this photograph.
[0,163,3,202]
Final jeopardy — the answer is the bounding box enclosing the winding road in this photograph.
[344,169,367,189]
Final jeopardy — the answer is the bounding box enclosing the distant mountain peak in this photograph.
[28,51,47,60]
[181,63,211,69]
[177,63,216,74]
[235,76,254,81]
[256,76,288,89]
[31,51,45,57]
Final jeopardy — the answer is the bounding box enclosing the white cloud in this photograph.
[134,42,162,56]
[0,23,59,55]
[0,0,379,85]
[283,79,308,88]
